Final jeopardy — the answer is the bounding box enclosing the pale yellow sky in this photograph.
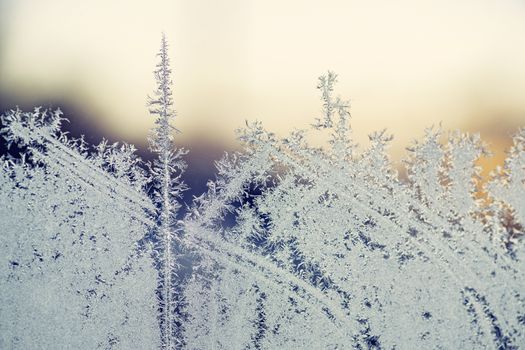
[1,0,524,164]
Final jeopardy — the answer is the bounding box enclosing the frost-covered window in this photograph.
[1,40,523,349]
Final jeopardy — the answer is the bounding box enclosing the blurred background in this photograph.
[1,0,524,199]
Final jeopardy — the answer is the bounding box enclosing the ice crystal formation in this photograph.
[0,41,524,350]
[147,33,187,350]
[184,73,524,349]
[0,108,160,349]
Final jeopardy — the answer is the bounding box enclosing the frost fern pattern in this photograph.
[0,56,523,349]
[0,108,160,349]
[184,72,524,349]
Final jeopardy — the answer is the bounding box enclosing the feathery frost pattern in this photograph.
[184,72,524,349]
[147,33,187,350]
[0,108,159,349]
[0,41,523,350]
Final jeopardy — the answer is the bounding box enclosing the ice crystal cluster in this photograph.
[0,108,160,349]
[1,39,524,349]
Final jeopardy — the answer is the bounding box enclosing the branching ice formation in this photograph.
[0,49,523,349]
[184,72,524,349]
[147,33,187,350]
[0,108,159,349]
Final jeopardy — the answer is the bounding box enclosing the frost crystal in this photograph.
[0,108,159,349]
[147,33,187,350]
[184,72,524,349]
[1,55,523,350]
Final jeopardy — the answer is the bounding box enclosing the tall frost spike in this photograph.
[148,33,187,350]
